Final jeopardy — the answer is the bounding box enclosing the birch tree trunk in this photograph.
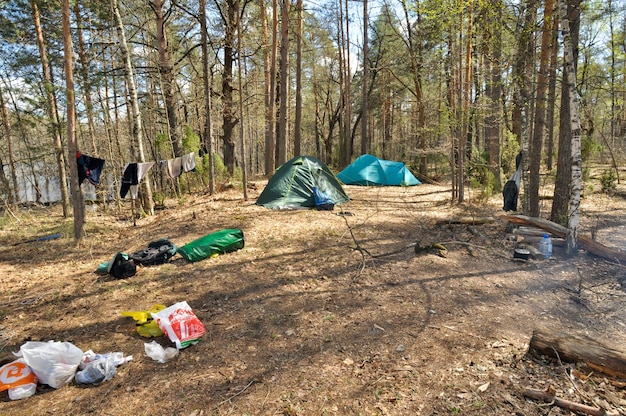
[558,0,582,255]
[111,0,154,215]
[61,0,85,240]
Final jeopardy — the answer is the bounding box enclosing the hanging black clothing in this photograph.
[77,152,105,186]
[120,163,138,199]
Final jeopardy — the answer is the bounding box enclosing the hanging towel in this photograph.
[120,162,155,199]
[166,157,183,178]
[182,152,196,173]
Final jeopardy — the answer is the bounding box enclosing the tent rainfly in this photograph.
[337,154,421,186]
[256,156,350,209]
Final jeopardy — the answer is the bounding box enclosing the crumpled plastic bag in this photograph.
[74,350,133,385]
[144,340,178,363]
[0,359,38,400]
[16,341,83,389]
[120,304,166,337]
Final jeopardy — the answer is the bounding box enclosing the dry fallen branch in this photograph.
[523,387,613,416]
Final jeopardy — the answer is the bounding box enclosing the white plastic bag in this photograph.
[0,359,38,400]
[18,341,83,389]
[151,301,205,349]
[144,340,178,363]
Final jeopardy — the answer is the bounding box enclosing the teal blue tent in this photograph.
[256,156,350,209]
[337,154,421,186]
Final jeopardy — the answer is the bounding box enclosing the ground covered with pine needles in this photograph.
[0,178,625,415]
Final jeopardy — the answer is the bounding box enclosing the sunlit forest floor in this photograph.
[0,174,625,415]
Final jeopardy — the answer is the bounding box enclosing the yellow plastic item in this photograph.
[120,304,167,337]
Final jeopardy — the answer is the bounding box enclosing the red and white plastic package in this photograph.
[151,301,206,349]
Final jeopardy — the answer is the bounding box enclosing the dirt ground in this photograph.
[0,178,625,416]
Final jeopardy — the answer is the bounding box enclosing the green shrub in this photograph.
[600,169,617,194]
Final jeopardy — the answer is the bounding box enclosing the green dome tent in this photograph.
[256,156,350,209]
[337,154,421,186]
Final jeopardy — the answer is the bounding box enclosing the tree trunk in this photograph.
[482,0,503,190]
[74,2,97,155]
[558,0,582,255]
[0,84,17,205]
[513,0,537,214]
[528,0,555,217]
[276,0,290,165]
[61,0,84,241]
[221,0,238,174]
[262,0,277,174]
[151,0,183,158]
[237,0,248,200]
[294,0,303,157]
[400,0,426,177]
[550,0,580,227]
[112,0,154,215]
[546,12,559,171]
[361,0,369,156]
[32,0,71,217]
[199,0,215,194]
[343,0,352,167]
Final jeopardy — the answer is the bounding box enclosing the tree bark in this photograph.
[479,0,503,191]
[199,0,215,194]
[528,0,555,217]
[0,84,18,205]
[62,0,85,240]
[294,0,303,157]
[112,0,154,215]
[264,0,278,173]
[551,0,580,226]
[32,0,71,217]
[360,0,369,156]
[276,0,290,165]
[529,326,626,379]
[151,0,184,158]
[558,0,582,254]
[74,2,97,155]
[221,0,238,174]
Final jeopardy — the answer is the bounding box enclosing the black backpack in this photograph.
[128,239,177,266]
[109,252,137,279]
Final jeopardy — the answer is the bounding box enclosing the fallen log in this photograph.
[528,326,626,379]
[523,387,608,416]
[436,216,495,225]
[512,234,566,247]
[503,214,626,263]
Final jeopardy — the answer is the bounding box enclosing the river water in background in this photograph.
[3,160,116,204]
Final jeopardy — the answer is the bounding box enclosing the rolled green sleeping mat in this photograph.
[178,229,245,262]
